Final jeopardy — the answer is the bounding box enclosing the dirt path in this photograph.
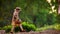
[1,29,60,34]
[8,29,60,34]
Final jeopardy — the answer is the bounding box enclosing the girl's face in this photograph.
[16,9,21,12]
[16,9,20,12]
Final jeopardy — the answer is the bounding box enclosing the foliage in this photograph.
[36,24,60,32]
[0,23,60,32]
[0,0,58,27]
[22,22,36,32]
[0,22,36,32]
[2,25,12,32]
[57,14,60,23]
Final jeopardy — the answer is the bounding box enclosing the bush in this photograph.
[22,22,36,32]
[2,25,12,32]
[36,24,60,32]
[0,27,2,30]
[1,22,36,32]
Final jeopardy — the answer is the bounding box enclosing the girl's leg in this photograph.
[19,24,24,31]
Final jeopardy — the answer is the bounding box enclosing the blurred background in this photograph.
[0,0,59,32]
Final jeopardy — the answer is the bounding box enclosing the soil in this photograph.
[10,29,60,34]
[1,29,60,34]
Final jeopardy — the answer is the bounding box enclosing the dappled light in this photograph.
[0,0,59,34]
[46,0,51,3]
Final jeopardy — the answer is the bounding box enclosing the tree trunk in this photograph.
[57,0,60,23]
[58,0,60,14]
